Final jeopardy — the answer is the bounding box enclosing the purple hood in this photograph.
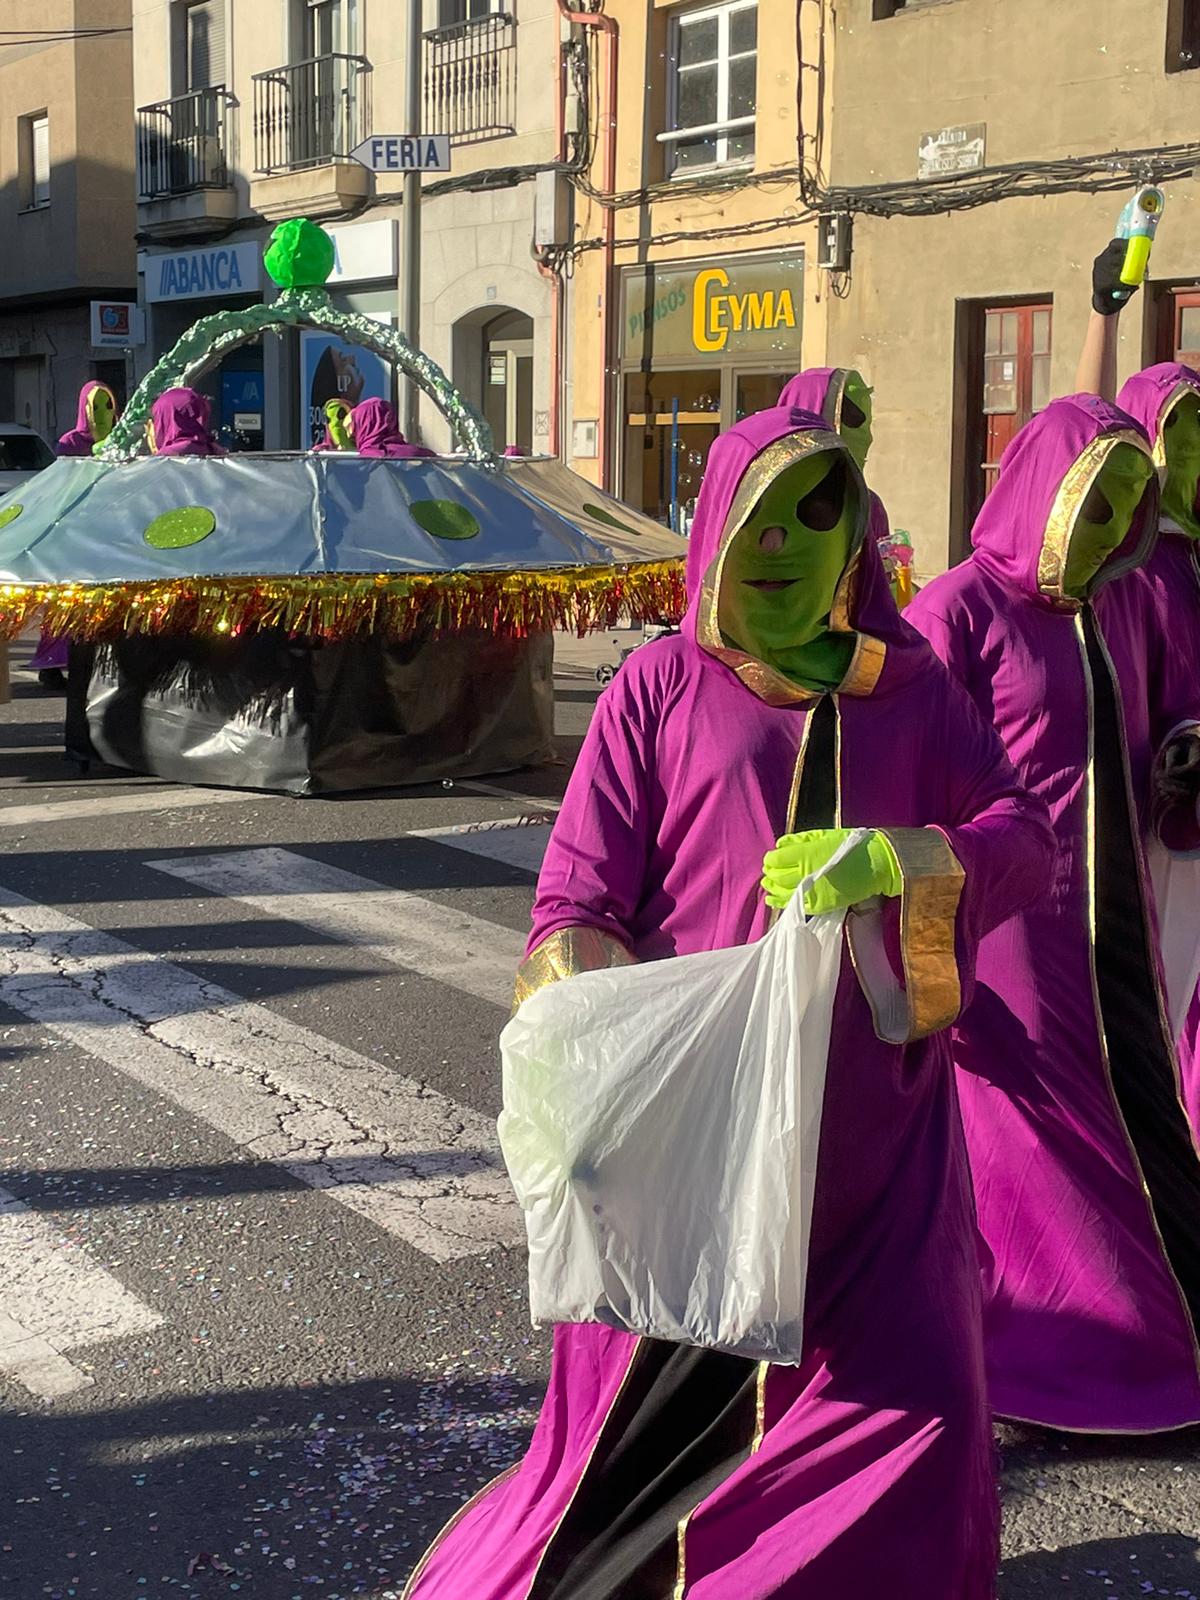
[350,399,433,458]
[779,367,854,432]
[57,380,116,458]
[150,388,225,457]
[1118,361,1200,467]
[682,405,921,705]
[970,394,1158,610]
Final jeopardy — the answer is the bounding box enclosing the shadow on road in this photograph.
[1000,1533,1200,1597]
[1,1371,540,1599]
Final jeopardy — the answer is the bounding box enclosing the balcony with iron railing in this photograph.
[250,54,373,218]
[136,87,239,235]
[424,14,516,146]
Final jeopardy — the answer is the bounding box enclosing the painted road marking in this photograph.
[411,814,555,876]
[150,847,526,1010]
[0,785,264,830]
[0,1184,163,1401]
[0,890,521,1263]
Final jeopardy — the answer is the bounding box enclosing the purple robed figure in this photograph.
[907,394,1200,1434]
[32,380,120,677]
[149,388,225,457]
[349,398,435,458]
[779,368,890,547]
[1116,363,1200,1128]
[404,409,1052,1599]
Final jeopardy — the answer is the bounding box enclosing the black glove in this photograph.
[1092,239,1137,317]
[1158,732,1200,806]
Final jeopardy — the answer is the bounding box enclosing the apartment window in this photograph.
[664,1,756,177]
[174,0,227,93]
[19,113,50,210]
[438,0,500,23]
[1166,0,1200,70]
[301,0,358,56]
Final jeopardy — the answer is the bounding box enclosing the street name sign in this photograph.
[351,135,452,175]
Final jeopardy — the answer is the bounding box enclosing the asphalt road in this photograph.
[0,636,1195,1600]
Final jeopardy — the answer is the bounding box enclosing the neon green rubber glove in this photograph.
[761,827,902,915]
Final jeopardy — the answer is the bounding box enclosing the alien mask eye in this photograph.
[795,456,847,533]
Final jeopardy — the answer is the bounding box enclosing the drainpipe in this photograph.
[533,11,569,459]
[556,0,618,491]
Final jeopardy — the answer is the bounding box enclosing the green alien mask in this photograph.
[1062,441,1154,599]
[1161,391,1200,541]
[718,449,860,692]
[325,398,353,450]
[837,372,874,474]
[88,386,116,445]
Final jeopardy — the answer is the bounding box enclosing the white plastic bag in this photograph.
[498,830,870,1366]
[1149,841,1200,1038]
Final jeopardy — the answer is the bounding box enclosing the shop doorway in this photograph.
[481,310,533,453]
[951,297,1051,561]
[451,306,534,454]
[621,366,789,530]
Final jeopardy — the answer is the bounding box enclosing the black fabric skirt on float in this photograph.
[64,629,555,795]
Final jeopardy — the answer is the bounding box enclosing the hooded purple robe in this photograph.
[403,408,1054,1600]
[907,394,1200,1433]
[32,382,120,673]
[349,398,434,458]
[778,369,890,548]
[57,380,116,458]
[150,388,225,457]
[1115,363,1200,1126]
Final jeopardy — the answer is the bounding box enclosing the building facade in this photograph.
[563,0,1200,575]
[559,0,824,530]
[818,0,1200,574]
[0,2,136,444]
[131,0,561,452]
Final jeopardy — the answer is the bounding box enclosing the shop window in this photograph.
[663,1,756,177]
[1166,0,1200,71]
[18,112,50,211]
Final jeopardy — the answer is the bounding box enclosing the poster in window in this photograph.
[300,328,393,449]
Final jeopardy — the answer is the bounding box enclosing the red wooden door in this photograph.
[981,303,1051,498]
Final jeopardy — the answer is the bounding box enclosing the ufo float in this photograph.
[0,219,686,646]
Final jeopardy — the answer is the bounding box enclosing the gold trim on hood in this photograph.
[1152,378,1200,469]
[695,430,885,706]
[1036,429,1157,608]
[823,368,851,433]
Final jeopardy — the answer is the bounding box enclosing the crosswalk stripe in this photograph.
[0,889,522,1263]
[0,1184,163,1401]
[0,785,264,830]
[411,814,555,876]
[149,847,527,1009]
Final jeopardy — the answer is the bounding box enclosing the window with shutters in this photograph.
[173,1,227,94]
[18,112,50,210]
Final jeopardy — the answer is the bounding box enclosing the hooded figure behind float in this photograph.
[403,406,1052,1600]
[349,398,434,458]
[148,388,226,457]
[29,381,120,683]
[906,394,1200,1434]
[778,368,914,605]
[1113,362,1200,1133]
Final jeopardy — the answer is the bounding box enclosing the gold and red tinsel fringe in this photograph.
[0,561,686,643]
